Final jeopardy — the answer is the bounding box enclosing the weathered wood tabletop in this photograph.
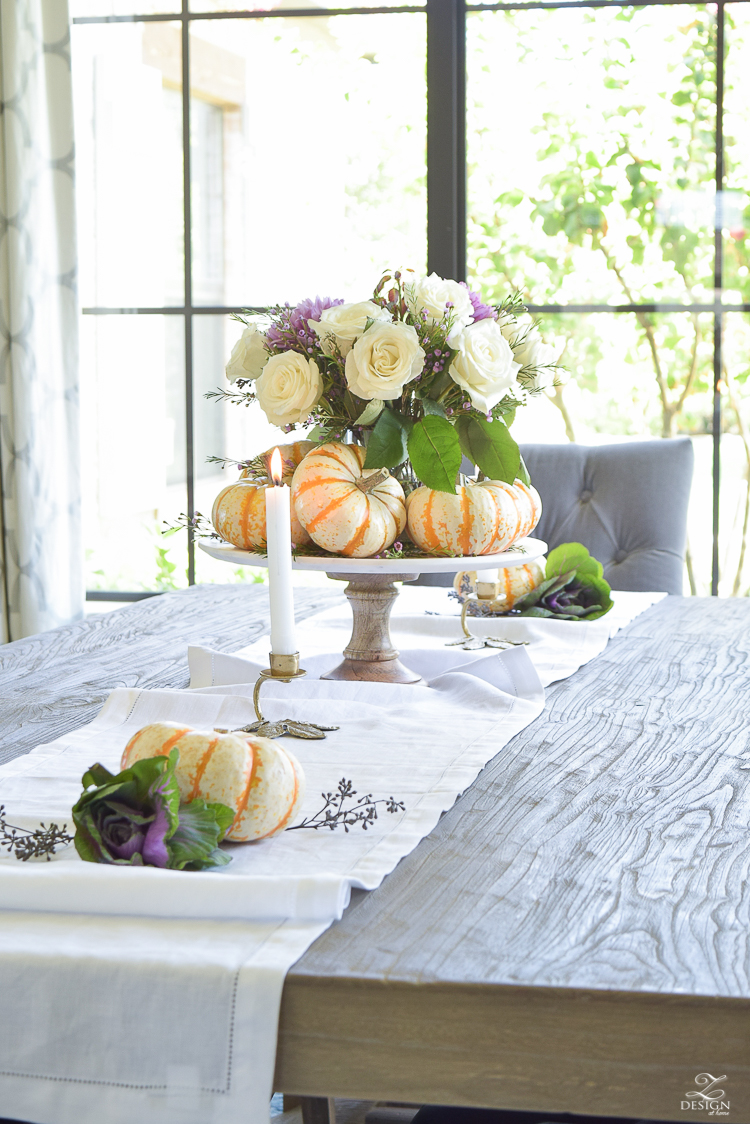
[2,587,749,1123]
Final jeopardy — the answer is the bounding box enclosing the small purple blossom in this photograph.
[462,402,471,410]
[460,282,498,322]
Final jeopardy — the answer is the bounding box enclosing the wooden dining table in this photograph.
[1,584,748,1124]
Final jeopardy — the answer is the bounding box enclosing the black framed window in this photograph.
[72,0,749,599]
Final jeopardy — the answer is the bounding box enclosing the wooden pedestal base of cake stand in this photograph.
[320,572,422,685]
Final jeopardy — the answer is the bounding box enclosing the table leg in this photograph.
[300,1096,335,1124]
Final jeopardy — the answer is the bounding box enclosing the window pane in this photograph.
[467,7,716,308]
[82,315,188,592]
[720,313,750,595]
[71,1,180,14]
[72,22,184,308]
[723,4,750,303]
[193,315,283,584]
[510,311,714,595]
[190,0,420,12]
[189,14,427,305]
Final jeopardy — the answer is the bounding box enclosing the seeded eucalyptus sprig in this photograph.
[0,805,74,861]
[288,778,405,833]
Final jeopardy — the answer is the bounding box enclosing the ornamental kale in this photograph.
[513,542,613,621]
[72,751,234,871]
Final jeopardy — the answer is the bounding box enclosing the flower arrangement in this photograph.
[216,270,558,494]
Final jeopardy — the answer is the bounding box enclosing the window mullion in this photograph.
[427,0,467,281]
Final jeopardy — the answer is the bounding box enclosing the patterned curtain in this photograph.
[0,0,82,642]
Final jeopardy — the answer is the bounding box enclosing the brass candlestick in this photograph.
[447,579,527,652]
[237,653,339,740]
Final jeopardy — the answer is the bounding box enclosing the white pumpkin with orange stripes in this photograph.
[406,477,541,557]
[291,441,406,558]
[211,441,314,551]
[453,561,545,608]
[120,722,305,842]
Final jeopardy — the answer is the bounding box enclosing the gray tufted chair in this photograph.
[413,439,694,595]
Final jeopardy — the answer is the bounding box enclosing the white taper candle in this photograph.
[265,448,297,655]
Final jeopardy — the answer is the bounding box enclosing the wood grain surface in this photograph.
[277,596,750,1121]
[2,590,748,1122]
[0,583,338,766]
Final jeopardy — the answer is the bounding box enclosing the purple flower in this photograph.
[460,282,498,322]
[266,296,344,352]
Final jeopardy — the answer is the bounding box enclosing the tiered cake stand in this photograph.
[199,538,547,685]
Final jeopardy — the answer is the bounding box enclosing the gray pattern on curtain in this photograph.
[0,0,82,642]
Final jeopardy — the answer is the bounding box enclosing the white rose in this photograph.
[255,352,323,427]
[411,272,474,336]
[225,325,268,383]
[309,300,391,357]
[345,322,425,401]
[448,319,521,413]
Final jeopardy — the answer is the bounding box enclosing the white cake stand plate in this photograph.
[199,537,547,685]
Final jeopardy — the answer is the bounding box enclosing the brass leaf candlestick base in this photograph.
[320,573,424,684]
[447,580,528,652]
[240,653,340,740]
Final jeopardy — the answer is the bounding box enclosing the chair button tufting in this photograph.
[614,549,628,563]
[580,490,593,503]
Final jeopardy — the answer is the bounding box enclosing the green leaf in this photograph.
[576,574,614,620]
[81,762,117,788]
[73,753,181,866]
[363,408,412,469]
[516,572,575,610]
[455,415,520,483]
[420,397,447,419]
[354,398,384,426]
[167,798,235,870]
[407,416,462,493]
[517,454,531,487]
[546,542,603,580]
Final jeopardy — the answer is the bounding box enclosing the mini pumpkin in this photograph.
[453,561,545,609]
[121,722,305,842]
[212,441,315,550]
[291,442,406,557]
[473,479,543,552]
[406,478,542,557]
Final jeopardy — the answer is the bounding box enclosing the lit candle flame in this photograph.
[270,447,283,486]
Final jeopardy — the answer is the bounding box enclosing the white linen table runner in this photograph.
[0,587,664,1124]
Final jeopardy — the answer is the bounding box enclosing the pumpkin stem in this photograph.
[355,467,390,495]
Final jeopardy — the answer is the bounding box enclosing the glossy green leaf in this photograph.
[363,408,412,469]
[517,454,531,487]
[354,398,384,426]
[455,415,520,483]
[407,416,462,493]
[420,397,447,418]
